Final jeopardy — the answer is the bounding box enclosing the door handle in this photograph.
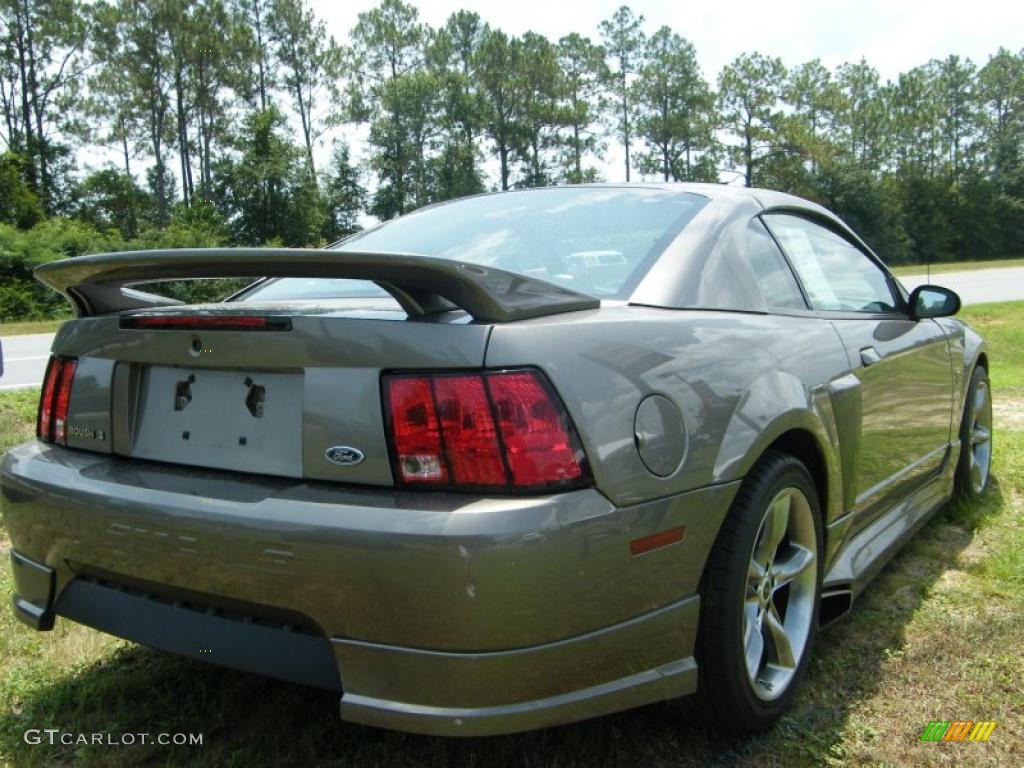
[860,346,882,366]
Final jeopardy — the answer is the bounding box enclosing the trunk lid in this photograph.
[54,307,491,486]
[38,246,600,486]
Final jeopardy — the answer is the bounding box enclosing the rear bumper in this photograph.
[2,441,738,736]
[10,548,55,630]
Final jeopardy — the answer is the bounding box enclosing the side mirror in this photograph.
[909,284,961,320]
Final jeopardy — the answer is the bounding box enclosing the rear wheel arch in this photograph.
[762,429,828,524]
[712,366,842,523]
[725,411,839,526]
[710,429,832,579]
[703,434,828,592]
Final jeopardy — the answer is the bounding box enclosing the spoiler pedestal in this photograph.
[34,248,600,323]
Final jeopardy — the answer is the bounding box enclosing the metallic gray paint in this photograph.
[2,183,989,735]
[10,550,55,629]
[332,596,700,735]
[485,307,850,516]
[339,658,698,737]
[634,394,687,477]
[1,441,736,650]
[33,247,600,322]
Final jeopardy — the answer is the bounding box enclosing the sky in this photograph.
[311,0,1023,86]
[307,0,1024,187]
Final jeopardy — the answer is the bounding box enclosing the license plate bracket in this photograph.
[131,366,303,477]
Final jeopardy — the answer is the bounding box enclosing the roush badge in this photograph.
[325,445,365,467]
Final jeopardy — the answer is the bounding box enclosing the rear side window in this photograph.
[763,214,897,313]
[746,218,806,310]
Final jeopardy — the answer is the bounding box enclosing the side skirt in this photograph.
[822,446,957,598]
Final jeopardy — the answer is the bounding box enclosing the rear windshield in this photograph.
[242,187,708,302]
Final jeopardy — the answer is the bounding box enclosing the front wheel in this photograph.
[956,364,993,499]
[691,451,822,732]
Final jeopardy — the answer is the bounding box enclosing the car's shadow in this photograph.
[1,479,1005,768]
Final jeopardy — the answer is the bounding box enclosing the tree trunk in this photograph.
[573,121,581,180]
[33,101,50,208]
[499,144,510,191]
[295,83,315,181]
[254,2,268,111]
[0,78,18,150]
[151,103,169,224]
[622,93,631,181]
[174,67,191,207]
[14,6,37,193]
[120,117,131,177]
[203,113,213,196]
[392,124,404,214]
[531,134,540,186]
[23,2,52,209]
[621,65,630,181]
[744,126,754,187]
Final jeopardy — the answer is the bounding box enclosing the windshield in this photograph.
[243,186,707,302]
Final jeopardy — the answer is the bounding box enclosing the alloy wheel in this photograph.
[743,486,818,702]
[968,378,993,495]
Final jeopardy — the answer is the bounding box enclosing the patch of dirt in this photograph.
[936,567,970,591]
[993,398,1024,428]
[887,584,922,611]
[958,535,989,566]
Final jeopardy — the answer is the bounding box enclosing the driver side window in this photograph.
[763,214,897,313]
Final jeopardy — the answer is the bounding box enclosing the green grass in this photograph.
[890,256,1024,277]
[0,390,35,454]
[0,319,68,337]
[961,302,1024,397]
[0,304,1022,766]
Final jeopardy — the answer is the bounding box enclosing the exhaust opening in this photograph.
[820,588,853,628]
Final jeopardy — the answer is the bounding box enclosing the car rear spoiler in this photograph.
[34,248,600,323]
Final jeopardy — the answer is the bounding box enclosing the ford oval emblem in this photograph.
[325,445,365,466]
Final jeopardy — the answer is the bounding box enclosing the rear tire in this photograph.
[690,451,822,732]
[955,365,993,499]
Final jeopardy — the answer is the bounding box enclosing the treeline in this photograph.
[0,0,1022,319]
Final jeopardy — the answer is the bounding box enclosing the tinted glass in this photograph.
[746,218,806,310]
[764,214,896,313]
[245,187,708,302]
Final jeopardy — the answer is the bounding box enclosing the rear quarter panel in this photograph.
[485,306,852,519]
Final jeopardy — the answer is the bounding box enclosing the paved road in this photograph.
[0,333,53,391]
[897,266,1024,306]
[1,267,1022,392]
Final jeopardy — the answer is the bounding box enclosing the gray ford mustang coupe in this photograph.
[2,184,992,736]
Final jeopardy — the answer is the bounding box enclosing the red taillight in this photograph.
[53,359,77,444]
[37,356,77,444]
[485,371,584,487]
[383,369,588,492]
[433,376,507,486]
[387,376,448,484]
[37,357,59,439]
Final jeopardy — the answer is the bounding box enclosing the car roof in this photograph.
[556,182,834,216]
[458,182,841,226]
[389,183,842,238]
